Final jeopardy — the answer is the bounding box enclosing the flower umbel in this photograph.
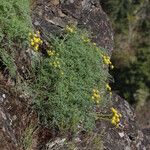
[29,31,43,51]
[106,83,111,91]
[91,88,100,104]
[102,54,114,69]
[47,50,55,56]
[66,25,76,33]
[111,107,122,128]
[81,36,91,43]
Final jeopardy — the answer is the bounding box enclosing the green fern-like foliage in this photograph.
[31,29,110,132]
[0,0,32,41]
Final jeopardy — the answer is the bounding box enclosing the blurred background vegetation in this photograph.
[100,0,150,109]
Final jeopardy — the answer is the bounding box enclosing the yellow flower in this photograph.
[103,59,109,65]
[40,39,43,44]
[102,55,112,65]
[53,61,57,67]
[93,43,96,46]
[111,117,116,125]
[66,25,75,33]
[116,124,119,128]
[111,107,118,114]
[34,45,39,51]
[47,50,54,56]
[119,113,122,118]
[96,100,100,104]
[94,94,100,99]
[110,65,114,69]
[31,41,34,46]
[34,33,38,37]
[81,36,91,43]
[110,107,122,127]
[92,88,101,104]
[93,89,96,93]
[91,96,95,100]
[29,32,32,36]
[115,117,120,123]
[34,37,41,43]
[29,32,43,52]
[106,84,111,91]
[56,61,60,64]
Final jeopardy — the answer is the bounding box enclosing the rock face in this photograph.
[44,95,150,150]
[0,80,37,150]
[31,0,113,52]
[0,0,149,150]
[99,95,149,150]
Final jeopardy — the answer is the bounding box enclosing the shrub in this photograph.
[30,28,111,132]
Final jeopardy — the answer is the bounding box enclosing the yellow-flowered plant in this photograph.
[66,25,76,33]
[102,54,111,65]
[30,26,112,132]
[47,49,63,75]
[50,60,60,68]
[47,50,55,56]
[106,83,112,95]
[91,89,100,104]
[102,54,114,69]
[106,83,111,91]
[111,107,122,128]
[93,42,97,46]
[29,31,43,51]
[81,36,91,43]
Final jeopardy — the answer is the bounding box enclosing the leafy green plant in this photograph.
[31,28,111,132]
[0,0,32,41]
[0,0,32,78]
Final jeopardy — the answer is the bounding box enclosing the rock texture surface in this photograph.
[0,80,37,150]
[0,0,149,150]
[44,95,150,150]
[31,0,113,52]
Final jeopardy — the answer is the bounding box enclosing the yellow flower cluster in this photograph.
[29,31,43,51]
[106,83,112,95]
[66,25,76,33]
[81,36,91,43]
[47,50,55,56]
[50,60,64,75]
[91,89,100,104]
[106,83,111,91]
[47,50,59,57]
[47,50,64,76]
[102,54,114,69]
[111,107,122,128]
[93,42,97,46]
[50,60,60,68]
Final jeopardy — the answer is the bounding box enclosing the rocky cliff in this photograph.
[0,0,149,150]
